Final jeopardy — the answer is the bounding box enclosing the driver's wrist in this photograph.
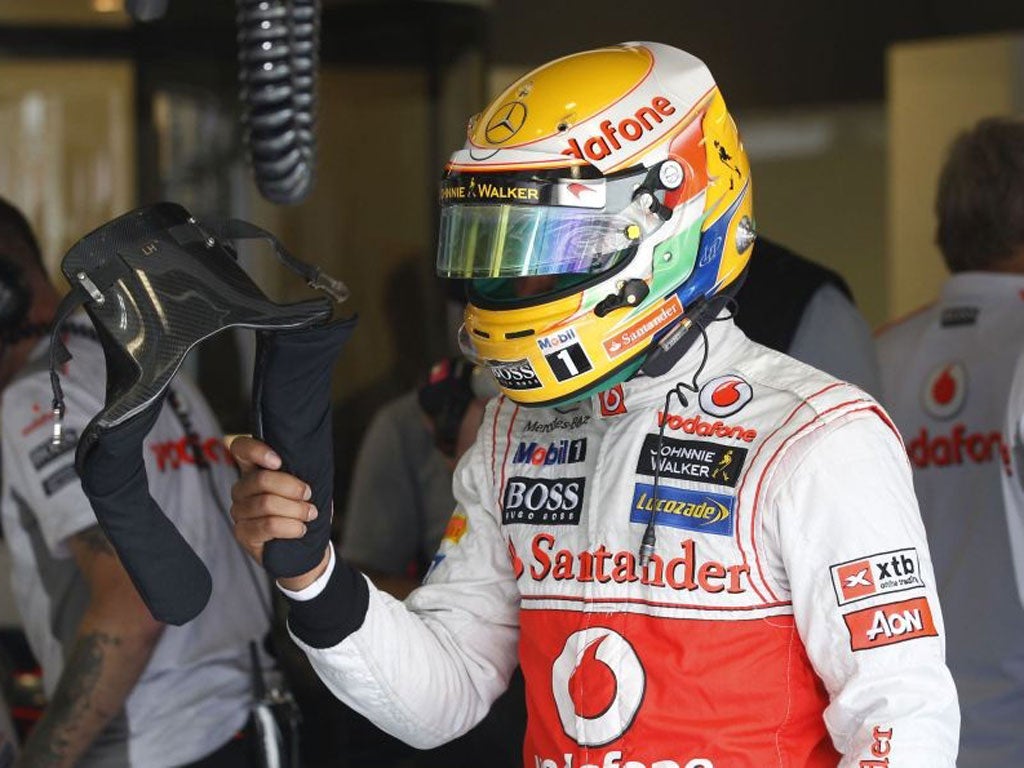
[279,545,370,649]
[277,545,333,596]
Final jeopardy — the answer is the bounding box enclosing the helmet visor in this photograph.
[437,204,644,278]
[436,169,662,279]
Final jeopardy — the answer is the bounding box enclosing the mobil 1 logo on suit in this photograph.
[537,328,592,382]
[513,438,587,466]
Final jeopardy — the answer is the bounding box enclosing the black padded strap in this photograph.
[75,405,213,625]
[252,316,357,578]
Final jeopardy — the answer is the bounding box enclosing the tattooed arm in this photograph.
[17,527,165,768]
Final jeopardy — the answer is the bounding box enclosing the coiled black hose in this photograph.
[237,0,319,205]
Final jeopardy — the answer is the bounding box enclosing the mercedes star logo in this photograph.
[484,101,528,144]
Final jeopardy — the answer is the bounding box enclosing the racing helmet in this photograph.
[437,41,754,407]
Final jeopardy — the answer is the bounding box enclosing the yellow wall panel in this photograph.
[887,34,1022,320]
[244,67,436,399]
[0,59,135,278]
[0,0,129,26]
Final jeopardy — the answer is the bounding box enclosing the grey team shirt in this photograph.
[340,391,455,576]
[0,332,271,766]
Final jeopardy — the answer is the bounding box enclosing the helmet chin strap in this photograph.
[639,270,746,379]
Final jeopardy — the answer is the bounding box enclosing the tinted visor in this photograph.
[436,168,661,279]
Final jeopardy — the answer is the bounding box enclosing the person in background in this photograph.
[230,42,958,766]
[876,116,1024,765]
[0,196,274,767]
[736,236,881,397]
[341,356,491,597]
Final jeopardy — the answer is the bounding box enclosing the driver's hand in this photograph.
[229,436,328,589]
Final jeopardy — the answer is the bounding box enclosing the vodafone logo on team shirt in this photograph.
[921,362,967,420]
[907,423,1010,474]
[535,755,712,768]
[149,437,234,472]
[656,411,757,443]
[552,628,645,747]
[698,375,753,418]
[542,628,715,767]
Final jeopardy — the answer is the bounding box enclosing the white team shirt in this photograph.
[1006,347,1024,608]
[1,328,271,766]
[877,270,1024,766]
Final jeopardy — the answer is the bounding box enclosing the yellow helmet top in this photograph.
[438,42,754,407]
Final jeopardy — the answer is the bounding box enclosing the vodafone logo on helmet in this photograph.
[698,375,753,418]
[561,96,677,167]
[921,362,967,420]
[552,628,645,747]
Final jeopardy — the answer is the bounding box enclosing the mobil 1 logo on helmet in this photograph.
[538,328,593,382]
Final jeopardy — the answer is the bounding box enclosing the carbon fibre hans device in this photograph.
[48,203,355,625]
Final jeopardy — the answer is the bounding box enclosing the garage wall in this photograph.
[887,33,1024,320]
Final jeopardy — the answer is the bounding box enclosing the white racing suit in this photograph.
[284,319,959,767]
